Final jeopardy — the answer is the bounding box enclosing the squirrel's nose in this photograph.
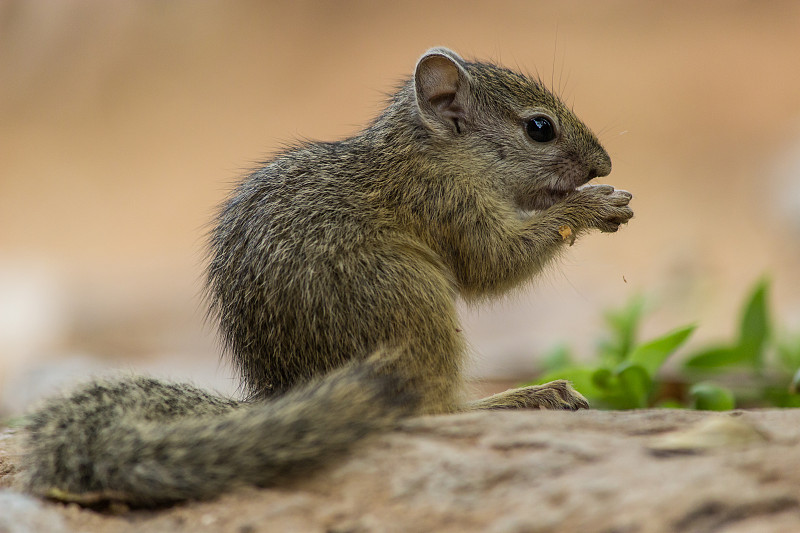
[591,149,612,179]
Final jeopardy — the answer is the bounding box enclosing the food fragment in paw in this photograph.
[558,225,576,246]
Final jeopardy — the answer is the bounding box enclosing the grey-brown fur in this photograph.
[22,48,632,506]
[23,354,416,506]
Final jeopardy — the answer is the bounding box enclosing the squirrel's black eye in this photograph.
[526,116,556,143]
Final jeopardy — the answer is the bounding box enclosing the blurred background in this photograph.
[1,0,799,414]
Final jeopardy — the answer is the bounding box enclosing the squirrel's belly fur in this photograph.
[21,47,631,506]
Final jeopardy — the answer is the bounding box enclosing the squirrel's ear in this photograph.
[414,48,472,133]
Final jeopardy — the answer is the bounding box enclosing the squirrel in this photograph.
[21,47,632,507]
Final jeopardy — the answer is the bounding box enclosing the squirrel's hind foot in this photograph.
[468,380,589,411]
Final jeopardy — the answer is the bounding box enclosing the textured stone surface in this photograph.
[3,409,800,533]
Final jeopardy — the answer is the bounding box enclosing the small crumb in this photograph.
[623,275,627,283]
[558,225,576,246]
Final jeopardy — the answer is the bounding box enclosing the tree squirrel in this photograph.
[21,47,632,507]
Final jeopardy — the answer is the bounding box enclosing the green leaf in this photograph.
[617,362,652,408]
[591,368,614,391]
[588,364,652,409]
[777,335,800,374]
[690,382,735,411]
[655,399,684,409]
[540,344,574,373]
[683,345,746,370]
[629,324,696,377]
[535,366,602,399]
[683,279,772,372]
[763,385,800,408]
[736,278,770,367]
[599,294,645,364]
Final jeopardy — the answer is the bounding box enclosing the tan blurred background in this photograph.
[2,0,800,414]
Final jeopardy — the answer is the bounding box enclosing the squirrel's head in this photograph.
[413,47,611,211]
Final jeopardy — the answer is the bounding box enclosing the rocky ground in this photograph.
[2,408,800,533]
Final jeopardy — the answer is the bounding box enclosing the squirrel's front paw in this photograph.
[568,184,633,233]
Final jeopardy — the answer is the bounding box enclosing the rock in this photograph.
[647,414,769,455]
[2,409,800,532]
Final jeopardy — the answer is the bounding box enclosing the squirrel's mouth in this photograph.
[516,167,598,212]
[517,186,576,211]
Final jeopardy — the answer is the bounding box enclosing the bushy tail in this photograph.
[22,354,417,507]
